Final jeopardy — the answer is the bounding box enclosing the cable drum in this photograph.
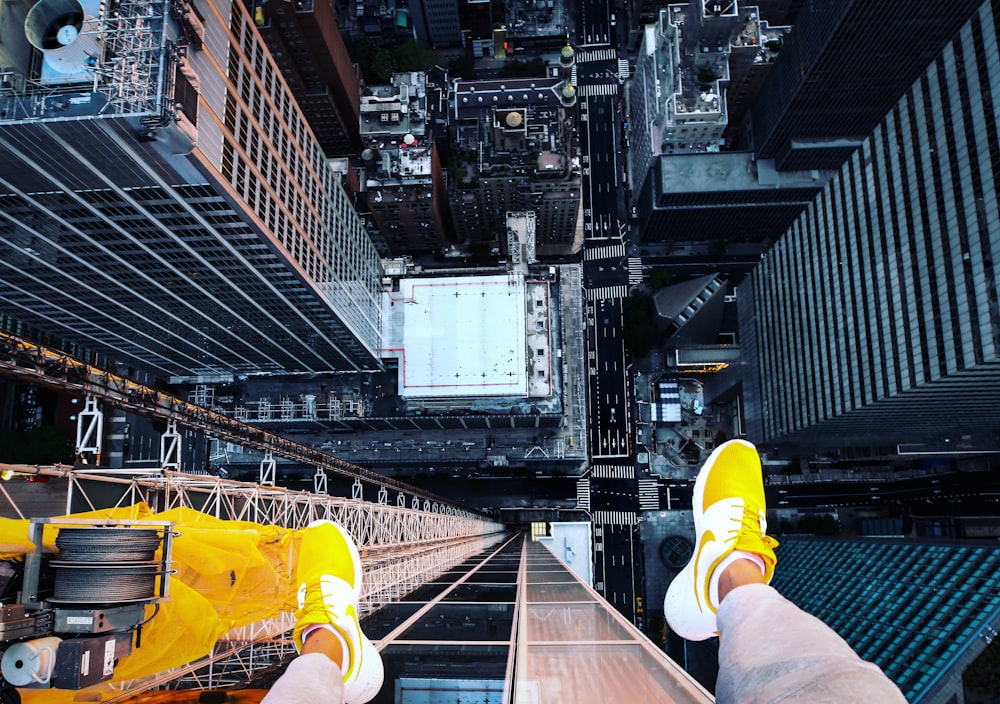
[50,528,164,605]
[50,564,161,603]
[55,528,162,562]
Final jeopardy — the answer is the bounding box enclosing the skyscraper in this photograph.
[746,0,987,171]
[0,0,384,378]
[628,5,825,246]
[248,0,364,158]
[740,0,1000,445]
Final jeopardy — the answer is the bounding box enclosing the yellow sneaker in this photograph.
[292,520,384,703]
[664,439,778,640]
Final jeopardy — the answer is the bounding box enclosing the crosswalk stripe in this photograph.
[591,464,635,479]
[578,48,617,63]
[618,59,631,78]
[638,479,659,510]
[584,243,626,261]
[586,285,628,300]
[576,478,591,510]
[592,510,638,526]
[627,257,643,284]
[579,84,619,97]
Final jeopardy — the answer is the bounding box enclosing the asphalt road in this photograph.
[586,298,631,458]
[594,524,641,623]
[577,0,613,46]
[573,5,645,624]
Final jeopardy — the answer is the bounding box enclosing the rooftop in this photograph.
[452,77,566,118]
[657,152,832,192]
[0,0,180,123]
[452,78,573,179]
[638,3,770,149]
[505,0,568,40]
[381,274,530,399]
[360,72,429,139]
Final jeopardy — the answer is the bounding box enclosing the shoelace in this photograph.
[299,582,341,622]
[732,506,779,554]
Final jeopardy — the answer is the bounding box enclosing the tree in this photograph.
[448,54,476,80]
[622,290,660,356]
[395,40,440,72]
[346,37,378,80]
[649,268,673,290]
[371,48,397,82]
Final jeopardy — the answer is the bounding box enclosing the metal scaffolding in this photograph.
[0,462,506,698]
[89,0,171,115]
[0,331,463,512]
[0,330,506,696]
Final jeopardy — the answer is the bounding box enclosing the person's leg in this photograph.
[664,440,904,703]
[261,652,344,703]
[715,576,905,703]
[262,520,384,704]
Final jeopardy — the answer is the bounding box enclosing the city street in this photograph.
[573,8,644,626]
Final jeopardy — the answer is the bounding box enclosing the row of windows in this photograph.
[220,9,384,354]
[751,6,1000,440]
[774,538,1000,701]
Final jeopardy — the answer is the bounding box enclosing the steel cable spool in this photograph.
[50,528,164,605]
[55,529,161,562]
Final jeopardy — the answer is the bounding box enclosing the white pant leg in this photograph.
[715,583,906,704]
[261,652,346,704]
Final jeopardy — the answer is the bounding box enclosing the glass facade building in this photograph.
[0,0,384,379]
[772,537,1000,703]
[365,534,712,704]
[741,0,1000,444]
[748,0,987,171]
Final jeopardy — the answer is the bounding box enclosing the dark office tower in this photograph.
[249,0,363,157]
[459,0,494,58]
[410,0,463,49]
[748,0,986,171]
[0,0,384,379]
[740,0,1000,446]
[750,0,803,27]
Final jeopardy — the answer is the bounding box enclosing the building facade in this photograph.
[740,0,1000,445]
[359,72,449,254]
[773,537,1000,704]
[0,0,384,379]
[746,0,987,171]
[451,77,581,256]
[248,0,363,157]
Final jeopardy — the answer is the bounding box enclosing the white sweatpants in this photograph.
[716,584,907,703]
[261,652,345,704]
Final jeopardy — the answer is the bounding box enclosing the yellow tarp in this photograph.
[0,503,306,702]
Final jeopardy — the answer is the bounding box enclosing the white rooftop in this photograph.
[383,275,528,398]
